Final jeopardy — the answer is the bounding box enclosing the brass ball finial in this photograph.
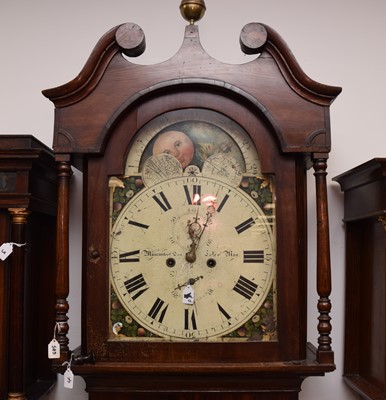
[179,0,206,25]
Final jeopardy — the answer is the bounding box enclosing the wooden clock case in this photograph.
[0,135,57,400]
[42,15,341,400]
[334,159,386,400]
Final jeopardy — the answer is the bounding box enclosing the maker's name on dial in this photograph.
[204,250,239,258]
[142,250,184,257]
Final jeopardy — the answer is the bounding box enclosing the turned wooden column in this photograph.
[312,156,333,364]
[54,157,72,362]
[7,208,29,400]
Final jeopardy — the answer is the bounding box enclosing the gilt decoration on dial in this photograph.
[109,109,276,341]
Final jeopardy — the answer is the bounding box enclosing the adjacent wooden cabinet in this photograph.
[0,135,57,400]
[334,158,386,400]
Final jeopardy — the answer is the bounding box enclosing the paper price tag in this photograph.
[64,366,74,389]
[0,242,26,261]
[0,243,14,261]
[48,338,60,359]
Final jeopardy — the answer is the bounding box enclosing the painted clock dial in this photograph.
[109,108,277,341]
[110,175,275,340]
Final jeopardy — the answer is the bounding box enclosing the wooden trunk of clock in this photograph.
[86,390,299,400]
[43,15,341,399]
[334,158,386,400]
[0,135,57,400]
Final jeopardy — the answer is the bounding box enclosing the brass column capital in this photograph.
[8,208,30,224]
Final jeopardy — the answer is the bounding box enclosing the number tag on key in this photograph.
[182,284,195,305]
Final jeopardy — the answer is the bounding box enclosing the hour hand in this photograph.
[188,221,202,239]
[174,275,203,291]
[186,246,197,263]
[185,219,201,262]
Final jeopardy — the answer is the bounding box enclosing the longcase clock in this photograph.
[43,2,341,399]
